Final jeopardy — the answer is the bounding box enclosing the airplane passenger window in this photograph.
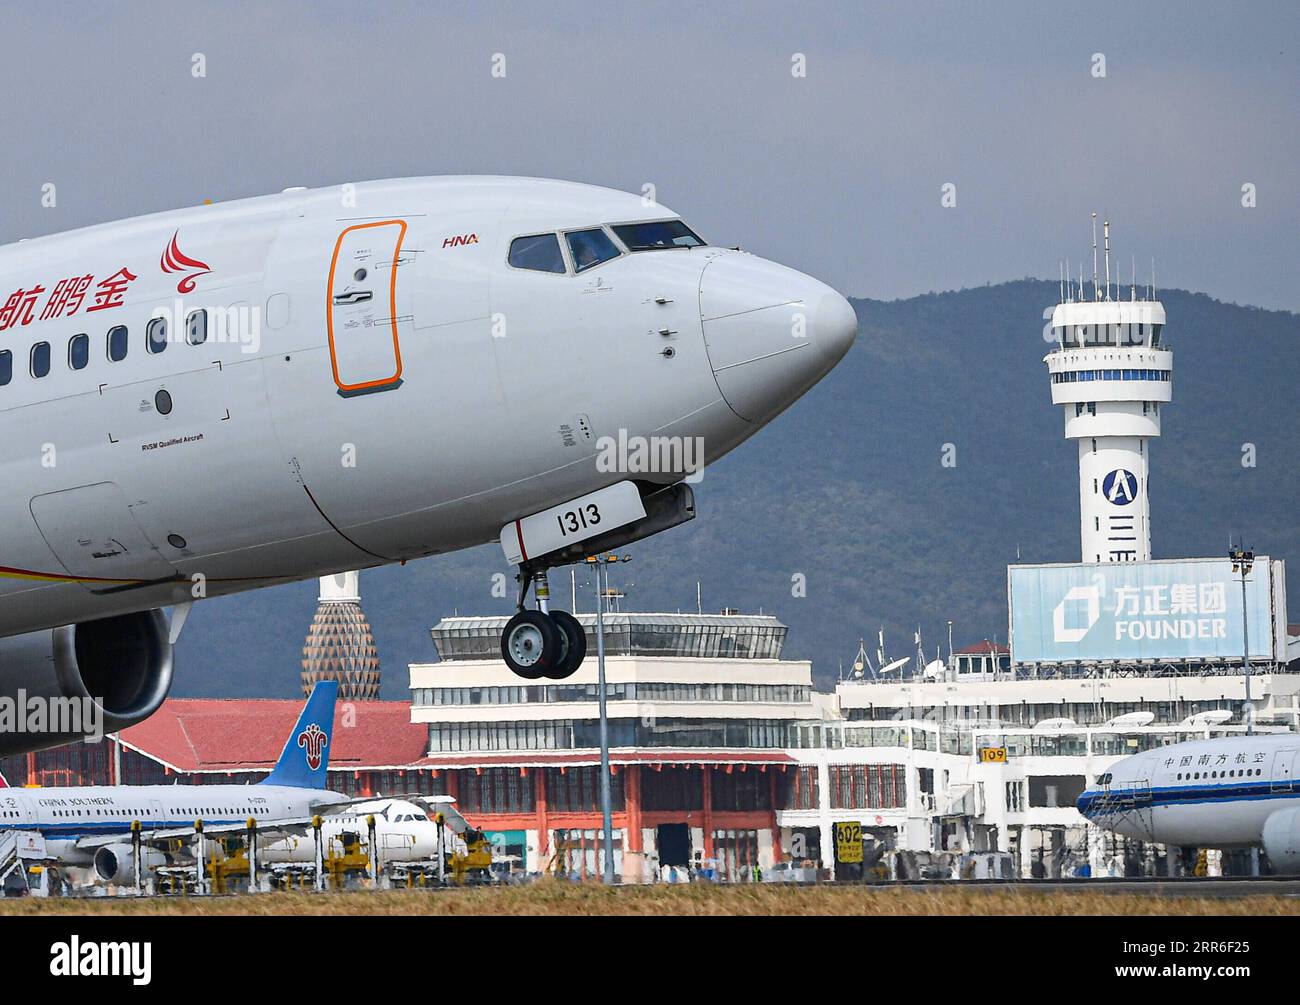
[186,309,208,346]
[612,220,707,251]
[565,228,621,273]
[31,341,51,378]
[0,349,10,386]
[69,333,90,370]
[108,325,129,362]
[509,233,566,274]
[147,317,168,354]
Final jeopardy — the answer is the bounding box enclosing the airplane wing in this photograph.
[410,795,470,834]
[73,816,317,852]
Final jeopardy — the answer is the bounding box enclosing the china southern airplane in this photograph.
[0,176,857,756]
[1,681,463,884]
[0,681,355,883]
[1077,732,1300,872]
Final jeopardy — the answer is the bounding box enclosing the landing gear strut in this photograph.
[501,568,586,680]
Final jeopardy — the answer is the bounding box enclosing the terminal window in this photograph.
[1028,774,1085,808]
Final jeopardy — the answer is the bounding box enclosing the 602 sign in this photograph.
[834,821,864,863]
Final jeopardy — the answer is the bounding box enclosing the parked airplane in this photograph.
[0,176,857,754]
[258,795,468,867]
[0,680,390,883]
[1077,732,1300,871]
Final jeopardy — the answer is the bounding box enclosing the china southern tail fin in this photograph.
[261,681,338,789]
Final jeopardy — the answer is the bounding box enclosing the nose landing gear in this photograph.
[501,568,587,680]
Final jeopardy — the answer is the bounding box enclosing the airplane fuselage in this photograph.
[257,798,444,865]
[1078,732,1300,848]
[0,781,344,865]
[0,176,855,639]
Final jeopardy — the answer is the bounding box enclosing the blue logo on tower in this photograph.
[1102,469,1138,506]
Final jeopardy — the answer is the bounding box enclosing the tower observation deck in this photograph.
[1046,218,1171,563]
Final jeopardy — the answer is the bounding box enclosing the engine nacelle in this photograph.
[93,843,168,884]
[1263,807,1300,874]
[0,610,173,756]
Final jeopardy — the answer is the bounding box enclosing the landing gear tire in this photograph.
[545,610,587,680]
[501,610,562,679]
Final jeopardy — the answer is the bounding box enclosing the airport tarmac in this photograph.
[2,880,1298,916]
[878,876,1300,900]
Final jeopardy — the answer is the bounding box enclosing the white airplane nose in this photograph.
[699,252,856,422]
[814,286,859,367]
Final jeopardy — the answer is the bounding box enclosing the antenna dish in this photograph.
[1105,710,1155,728]
[1033,717,1079,732]
[1181,709,1232,726]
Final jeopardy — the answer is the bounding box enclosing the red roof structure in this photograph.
[956,640,1010,656]
[118,699,426,774]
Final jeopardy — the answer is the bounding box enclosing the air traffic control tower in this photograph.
[1045,217,1171,563]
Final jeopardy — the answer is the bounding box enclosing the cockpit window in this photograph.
[566,228,621,273]
[612,220,706,251]
[509,233,566,274]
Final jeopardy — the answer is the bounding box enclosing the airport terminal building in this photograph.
[410,606,1300,880]
[408,612,816,881]
[5,603,1298,880]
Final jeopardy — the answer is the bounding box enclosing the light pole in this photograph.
[586,553,631,884]
[1231,543,1260,877]
[1229,545,1255,736]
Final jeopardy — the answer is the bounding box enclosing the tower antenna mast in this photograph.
[1103,218,1111,301]
[1091,212,1099,301]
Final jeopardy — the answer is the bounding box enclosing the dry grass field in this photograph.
[2,882,1298,916]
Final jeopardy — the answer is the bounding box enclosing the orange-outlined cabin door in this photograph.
[326,219,407,396]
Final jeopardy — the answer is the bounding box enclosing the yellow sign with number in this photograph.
[834,821,863,863]
[979,747,1008,763]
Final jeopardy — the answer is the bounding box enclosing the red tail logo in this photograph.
[161,231,212,293]
[297,723,328,770]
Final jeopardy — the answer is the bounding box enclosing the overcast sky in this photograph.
[3,1,1298,309]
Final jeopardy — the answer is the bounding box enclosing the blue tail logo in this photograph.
[262,681,338,789]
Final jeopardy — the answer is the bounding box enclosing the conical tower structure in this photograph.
[301,571,381,698]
